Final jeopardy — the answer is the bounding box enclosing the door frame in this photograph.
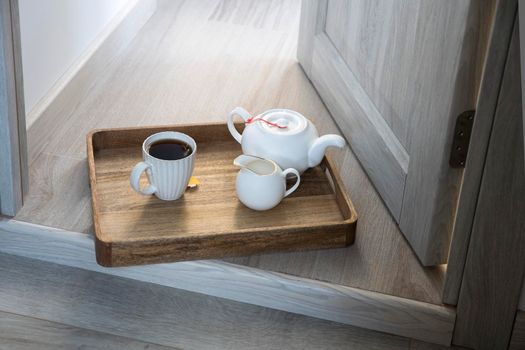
[443,0,518,305]
[0,0,27,217]
[452,6,525,347]
[521,0,525,162]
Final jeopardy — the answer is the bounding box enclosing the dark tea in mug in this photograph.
[148,139,193,160]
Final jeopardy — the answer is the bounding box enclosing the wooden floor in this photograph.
[0,254,451,350]
[0,310,452,350]
[16,0,446,304]
[0,306,451,350]
[0,314,453,350]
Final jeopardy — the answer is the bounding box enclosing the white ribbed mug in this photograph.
[130,131,196,201]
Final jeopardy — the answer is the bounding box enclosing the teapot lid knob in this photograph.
[260,110,307,134]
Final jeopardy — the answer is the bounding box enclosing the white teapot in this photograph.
[227,107,345,173]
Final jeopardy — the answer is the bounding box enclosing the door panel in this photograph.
[298,0,494,265]
[310,32,408,218]
[324,0,419,149]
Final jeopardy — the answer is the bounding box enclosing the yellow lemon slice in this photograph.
[187,176,200,188]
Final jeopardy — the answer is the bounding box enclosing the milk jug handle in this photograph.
[282,168,300,197]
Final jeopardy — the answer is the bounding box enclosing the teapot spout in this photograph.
[308,134,346,167]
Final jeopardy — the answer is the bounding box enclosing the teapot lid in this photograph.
[258,109,308,135]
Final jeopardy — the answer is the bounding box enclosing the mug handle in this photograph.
[282,168,301,197]
[227,107,252,144]
[130,161,157,195]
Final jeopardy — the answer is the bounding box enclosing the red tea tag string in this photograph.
[246,116,288,129]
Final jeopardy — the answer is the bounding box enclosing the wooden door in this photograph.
[298,0,494,265]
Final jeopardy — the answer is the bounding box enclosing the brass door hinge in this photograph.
[449,110,475,168]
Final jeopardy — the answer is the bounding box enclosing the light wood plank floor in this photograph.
[16,0,446,304]
[0,310,454,350]
[0,311,177,350]
[0,254,453,350]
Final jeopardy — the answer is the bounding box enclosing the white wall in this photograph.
[19,0,129,113]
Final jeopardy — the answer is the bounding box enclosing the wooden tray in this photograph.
[87,123,357,267]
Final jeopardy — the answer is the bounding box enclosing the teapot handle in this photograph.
[282,168,301,197]
[227,107,252,144]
